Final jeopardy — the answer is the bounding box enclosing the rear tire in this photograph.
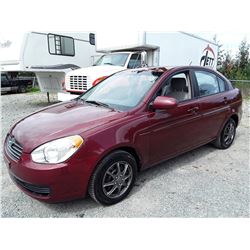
[88,150,137,205]
[213,118,236,149]
[18,85,27,93]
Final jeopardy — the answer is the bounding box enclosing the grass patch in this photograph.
[28,86,40,93]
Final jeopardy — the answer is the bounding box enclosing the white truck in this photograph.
[0,31,96,99]
[59,31,218,101]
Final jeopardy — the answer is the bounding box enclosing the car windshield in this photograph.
[93,53,129,67]
[80,69,163,111]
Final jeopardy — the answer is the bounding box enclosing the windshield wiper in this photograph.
[85,100,115,111]
[104,62,114,65]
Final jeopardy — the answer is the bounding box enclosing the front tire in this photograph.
[88,150,137,205]
[213,118,236,149]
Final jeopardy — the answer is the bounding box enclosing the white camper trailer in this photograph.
[59,31,218,101]
[0,31,96,95]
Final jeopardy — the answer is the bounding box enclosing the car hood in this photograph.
[11,100,125,153]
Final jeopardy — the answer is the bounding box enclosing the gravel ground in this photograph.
[1,92,249,218]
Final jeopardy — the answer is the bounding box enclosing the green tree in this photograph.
[245,62,250,79]
[219,51,235,79]
[213,35,224,68]
[218,38,250,80]
[236,39,249,71]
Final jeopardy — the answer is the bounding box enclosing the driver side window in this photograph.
[127,53,141,69]
[1,74,8,81]
[159,72,192,102]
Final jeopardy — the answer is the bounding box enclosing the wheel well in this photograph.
[113,147,141,172]
[230,114,239,127]
[87,146,141,192]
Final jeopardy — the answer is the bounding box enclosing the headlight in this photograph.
[31,135,84,164]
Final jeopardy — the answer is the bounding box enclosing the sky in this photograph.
[195,32,250,56]
[0,1,249,60]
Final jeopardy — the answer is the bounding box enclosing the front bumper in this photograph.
[10,173,51,197]
[3,146,93,203]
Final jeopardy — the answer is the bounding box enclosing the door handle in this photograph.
[223,97,228,104]
[187,106,199,114]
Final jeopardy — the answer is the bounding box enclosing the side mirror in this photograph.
[89,33,95,45]
[152,96,178,110]
[141,51,147,67]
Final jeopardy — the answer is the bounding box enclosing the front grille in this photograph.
[6,135,23,161]
[68,75,88,91]
[11,175,50,197]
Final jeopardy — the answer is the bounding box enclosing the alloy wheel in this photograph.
[102,161,133,199]
[223,122,235,146]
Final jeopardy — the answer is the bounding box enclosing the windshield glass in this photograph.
[80,69,163,111]
[94,53,129,67]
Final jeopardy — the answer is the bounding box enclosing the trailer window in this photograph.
[48,34,75,56]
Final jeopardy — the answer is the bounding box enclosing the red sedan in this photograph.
[3,66,242,205]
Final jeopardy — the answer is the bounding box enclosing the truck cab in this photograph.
[1,72,33,94]
[94,52,144,69]
[58,51,147,101]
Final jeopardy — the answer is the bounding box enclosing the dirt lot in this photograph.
[1,92,249,217]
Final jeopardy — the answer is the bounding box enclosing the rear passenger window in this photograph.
[195,71,219,97]
[217,77,226,92]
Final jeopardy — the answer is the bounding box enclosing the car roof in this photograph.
[128,66,169,73]
[134,65,214,71]
[130,65,217,72]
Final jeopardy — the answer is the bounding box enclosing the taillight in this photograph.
[92,76,107,86]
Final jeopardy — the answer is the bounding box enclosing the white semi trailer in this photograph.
[59,31,218,101]
[0,31,96,98]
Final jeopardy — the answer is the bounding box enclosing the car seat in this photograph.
[166,78,188,101]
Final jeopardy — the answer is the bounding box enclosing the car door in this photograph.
[147,70,205,165]
[192,69,230,141]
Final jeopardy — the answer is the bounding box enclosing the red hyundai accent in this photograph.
[3,66,242,205]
